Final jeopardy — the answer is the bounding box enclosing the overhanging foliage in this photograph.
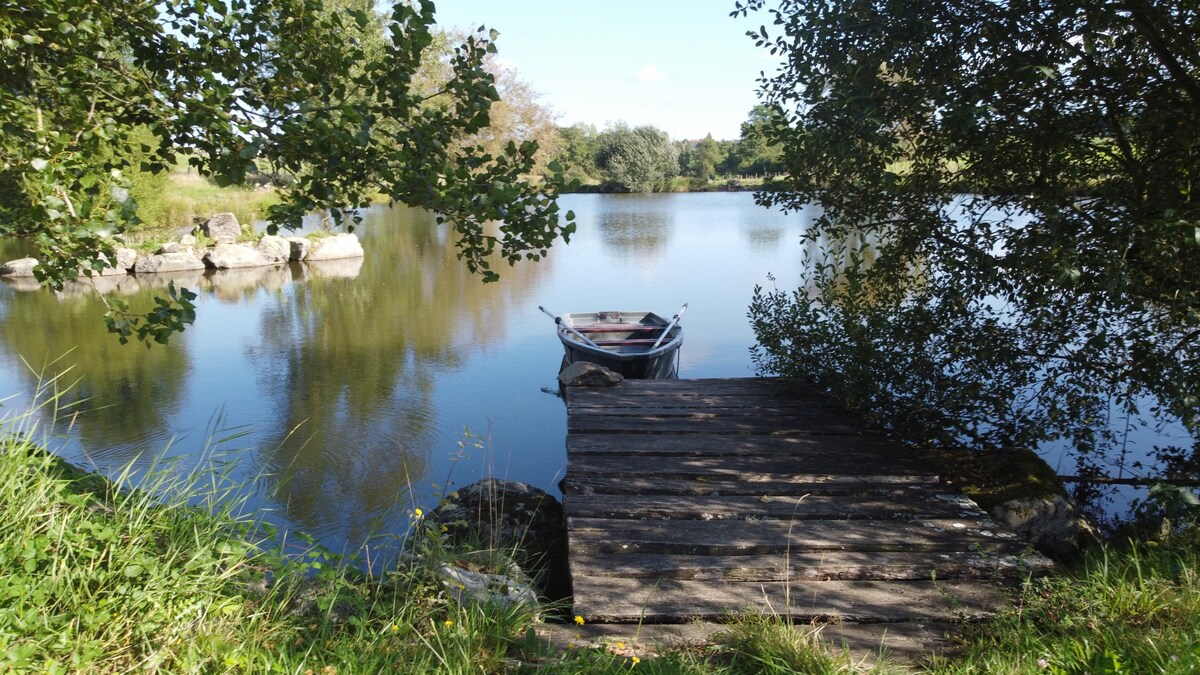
[738,0,1200,474]
[1,0,575,341]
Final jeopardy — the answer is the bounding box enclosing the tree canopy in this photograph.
[726,104,784,178]
[1,0,574,340]
[739,0,1200,475]
[594,124,680,192]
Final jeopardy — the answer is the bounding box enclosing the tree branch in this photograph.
[1122,0,1200,104]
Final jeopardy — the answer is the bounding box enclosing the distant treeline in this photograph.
[550,105,786,193]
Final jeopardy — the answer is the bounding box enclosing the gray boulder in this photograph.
[179,234,198,247]
[98,247,138,276]
[257,235,291,263]
[285,236,311,262]
[0,257,39,277]
[133,251,206,275]
[431,479,569,601]
[204,243,275,270]
[199,213,242,244]
[991,495,1100,559]
[306,233,364,261]
[558,361,624,387]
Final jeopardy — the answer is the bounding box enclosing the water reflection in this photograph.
[247,206,545,546]
[0,284,191,456]
[598,209,673,255]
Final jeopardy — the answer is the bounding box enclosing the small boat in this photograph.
[541,305,686,379]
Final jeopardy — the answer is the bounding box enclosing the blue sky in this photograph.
[430,1,778,141]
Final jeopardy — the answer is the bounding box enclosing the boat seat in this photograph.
[574,324,663,334]
[590,338,668,346]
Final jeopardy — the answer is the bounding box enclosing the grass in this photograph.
[2,380,1198,673]
[156,173,281,232]
[930,531,1200,674]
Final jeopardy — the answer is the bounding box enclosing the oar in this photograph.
[651,303,688,350]
[539,306,601,349]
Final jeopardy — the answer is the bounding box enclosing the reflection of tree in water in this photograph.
[249,205,545,546]
[744,227,783,253]
[597,209,672,256]
[0,284,190,455]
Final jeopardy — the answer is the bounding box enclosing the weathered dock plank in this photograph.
[564,475,947,496]
[566,453,938,479]
[565,493,980,520]
[568,517,1018,555]
[571,577,1009,623]
[567,433,901,455]
[570,549,1051,582]
[561,377,1050,662]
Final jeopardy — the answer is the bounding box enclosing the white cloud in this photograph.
[634,64,667,82]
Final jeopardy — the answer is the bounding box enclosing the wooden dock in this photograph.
[556,378,1052,660]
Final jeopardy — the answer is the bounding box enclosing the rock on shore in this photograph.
[1,213,366,288]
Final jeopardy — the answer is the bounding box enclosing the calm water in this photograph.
[0,193,819,560]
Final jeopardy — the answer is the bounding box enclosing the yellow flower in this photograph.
[389,623,399,633]
[414,508,423,518]
[443,620,454,628]
[632,656,641,665]
[616,642,624,649]
[574,615,585,626]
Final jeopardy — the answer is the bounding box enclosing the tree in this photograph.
[725,104,784,177]
[686,134,727,181]
[594,124,679,192]
[738,1,1200,475]
[0,0,574,342]
[415,28,561,176]
[555,123,602,183]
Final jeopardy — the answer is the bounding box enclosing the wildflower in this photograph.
[444,620,454,628]
[414,508,423,518]
[1037,658,1049,670]
[632,656,641,665]
[616,642,625,649]
[390,623,399,633]
[574,615,585,626]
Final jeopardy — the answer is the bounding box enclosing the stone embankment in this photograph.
[0,213,364,291]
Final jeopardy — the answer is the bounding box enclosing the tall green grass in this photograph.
[931,532,1200,674]
[155,173,280,231]
[0,387,540,673]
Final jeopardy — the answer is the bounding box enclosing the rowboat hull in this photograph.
[556,311,683,379]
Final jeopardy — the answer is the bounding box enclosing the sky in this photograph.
[429,1,781,141]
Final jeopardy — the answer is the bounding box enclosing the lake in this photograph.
[0,192,820,562]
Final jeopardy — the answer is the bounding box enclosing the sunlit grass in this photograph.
[930,534,1200,674]
[157,172,281,231]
